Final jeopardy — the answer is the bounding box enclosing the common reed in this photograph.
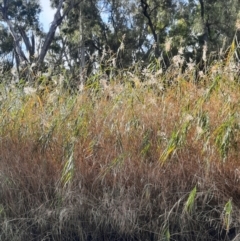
[0,51,240,240]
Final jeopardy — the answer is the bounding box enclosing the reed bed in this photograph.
[0,61,240,240]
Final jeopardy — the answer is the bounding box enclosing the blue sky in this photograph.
[39,0,55,31]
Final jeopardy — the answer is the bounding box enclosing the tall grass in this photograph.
[0,55,240,240]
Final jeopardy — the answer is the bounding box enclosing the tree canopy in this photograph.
[0,0,240,82]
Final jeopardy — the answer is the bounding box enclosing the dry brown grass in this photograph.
[1,62,240,240]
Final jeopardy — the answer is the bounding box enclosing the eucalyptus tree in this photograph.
[48,0,148,77]
[100,0,149,67]
[0,0,41,73]
[0,24,14,73]
[183,0,240,58]
[139,0,175,57]
[1,0,239,83]
[63,0,105,65]
[0,0,82,76]
[154,0,240,73]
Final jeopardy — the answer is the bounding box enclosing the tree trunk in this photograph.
[1,0,82,69]
[37,0,82,66]
[140,0,160,57]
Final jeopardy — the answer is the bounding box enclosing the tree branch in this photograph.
[5,19,28,62]
[140,0,161,57]
[37,0,82,65]
[0,0,28,63]
[18,26,34,58]
[140,0,157,43]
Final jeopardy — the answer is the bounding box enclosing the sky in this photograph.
[39,0,55,31]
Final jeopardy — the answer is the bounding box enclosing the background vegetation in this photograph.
[1,0,240,241]
[1,0,240,82]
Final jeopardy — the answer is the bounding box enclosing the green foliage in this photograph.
[214,114,238,160]
[1,0,240,80]
[61,142,75,188]
[222,198,233,233]
[184,186,197,214]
